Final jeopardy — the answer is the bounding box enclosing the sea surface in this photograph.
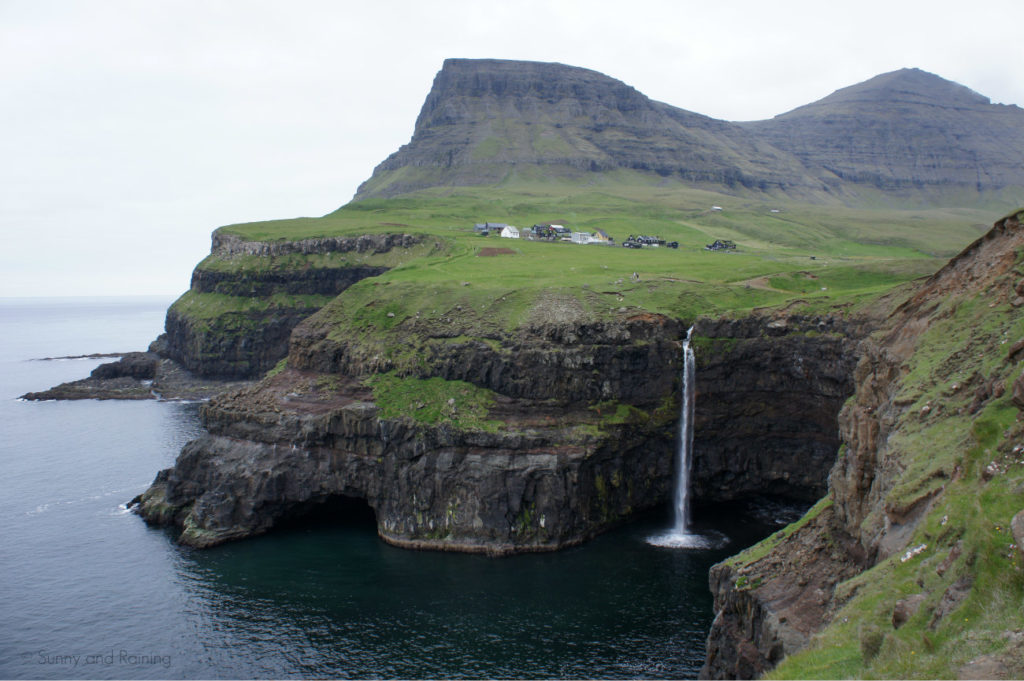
[0,297,790,679]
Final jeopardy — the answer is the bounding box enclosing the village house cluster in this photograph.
[473,222,616,244]
[473,222,684,249]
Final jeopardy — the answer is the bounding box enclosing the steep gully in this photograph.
[699,211,1024,678]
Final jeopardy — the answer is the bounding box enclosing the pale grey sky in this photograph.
[2,0,1022,297]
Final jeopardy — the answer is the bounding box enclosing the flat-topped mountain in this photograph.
[355,58,825,200]
[356,59,1024,205]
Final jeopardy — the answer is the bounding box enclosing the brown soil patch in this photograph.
[478,247,516,257]
[626,312,665,324]
[740,276,784,292]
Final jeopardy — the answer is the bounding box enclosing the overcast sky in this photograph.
[3,0,1023,297]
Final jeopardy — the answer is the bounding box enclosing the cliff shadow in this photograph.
[273,494,379,532]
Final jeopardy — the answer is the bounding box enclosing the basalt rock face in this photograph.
[135,309,867,554]
[135,314,686,553]
[190,264,389,297]
[158,306,318,380]
[701,210,1024,679]
[289,311,687,404]
[156,232,426,379]
[136,386,673,554]
[209,232,421,257]
[701,506,867,679]
[691,316,871,503]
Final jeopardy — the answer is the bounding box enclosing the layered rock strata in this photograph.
[356,58,826,200]
[357,59,1024,203]
[742,69,1024,196]
[134,373,673,553]
[134,310,866,554]
[701,210,1024,678]
[156,233,426,379]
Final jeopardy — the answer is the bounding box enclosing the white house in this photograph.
[571,231,592,244]
[500,225,520,239]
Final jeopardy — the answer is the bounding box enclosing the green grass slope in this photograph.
[735,211,1024,679]
[210,181,994,332]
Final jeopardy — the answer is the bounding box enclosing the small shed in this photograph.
[705,239,737,251]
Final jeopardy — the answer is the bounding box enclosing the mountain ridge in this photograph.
[355,58,830,200]
[355,59,1024,205]
[744,67,1024,195]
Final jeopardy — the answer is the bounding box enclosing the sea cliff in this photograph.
[156,232,436,379]
[701,210,1024,679]
[133,307,866,554]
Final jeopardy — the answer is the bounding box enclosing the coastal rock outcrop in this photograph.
[135,375,673,553]
[134,309,867,553]
[155,232,432,379]
[20,352,253,401]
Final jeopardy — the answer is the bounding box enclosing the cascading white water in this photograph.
[673,326,697,533]
[647,326,727,550]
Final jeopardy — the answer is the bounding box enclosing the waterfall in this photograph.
[673,326,696,533]
[647,326,726,550]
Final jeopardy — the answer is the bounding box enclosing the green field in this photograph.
[207,180,995,332]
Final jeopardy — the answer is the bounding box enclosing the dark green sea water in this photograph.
[0,298,791,679]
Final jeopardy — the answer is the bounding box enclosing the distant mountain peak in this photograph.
[744,68,1024,196]
[778,68,992,116]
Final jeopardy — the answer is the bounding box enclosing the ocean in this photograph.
[0,297,780,679]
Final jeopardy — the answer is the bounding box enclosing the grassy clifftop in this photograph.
[213,182,992,327]
[173,183,995,426]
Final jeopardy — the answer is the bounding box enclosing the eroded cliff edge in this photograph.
[133,299,867,554]
[155,231,437,379]
[701,210,1024,679]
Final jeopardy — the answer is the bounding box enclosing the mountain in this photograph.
[742,68,1024,196]
[354,58,827,200]
[356,60,1024,206]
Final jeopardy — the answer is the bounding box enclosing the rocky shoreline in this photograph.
[21,351,252,401]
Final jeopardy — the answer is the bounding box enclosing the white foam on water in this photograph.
[646,529,729,550]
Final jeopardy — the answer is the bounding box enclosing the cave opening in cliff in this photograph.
[274,494,378,532]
